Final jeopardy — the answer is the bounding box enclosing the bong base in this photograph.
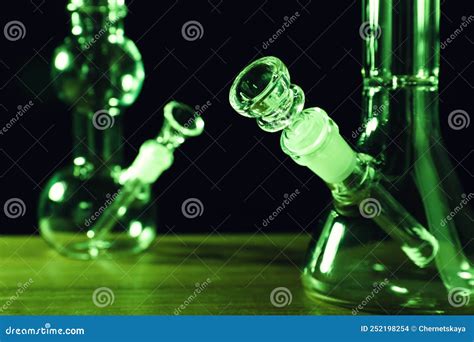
[302,210,473,314]
[40,218,156,260]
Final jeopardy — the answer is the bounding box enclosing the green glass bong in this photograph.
[38,0,204,259]
[229,0,473,313]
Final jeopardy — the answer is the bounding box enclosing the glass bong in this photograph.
[229,0,473,313]
[38,0,204,259]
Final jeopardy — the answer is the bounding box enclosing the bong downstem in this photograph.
[87,101,204,241]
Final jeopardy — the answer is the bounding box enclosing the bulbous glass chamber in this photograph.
[51,36,144,109]
[38,167,156,260]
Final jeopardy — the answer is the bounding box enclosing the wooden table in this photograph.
[0,234,350,315]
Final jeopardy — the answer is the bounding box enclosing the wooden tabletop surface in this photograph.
[0,233,352,315]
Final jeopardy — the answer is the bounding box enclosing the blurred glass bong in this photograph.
[229,0,473,312]
[38,0,204,259]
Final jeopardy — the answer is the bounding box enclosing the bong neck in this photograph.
[68,0,126,45]
[66,0,128,175]
[72,107,123,176]
[359,0,440,176]
[361,0,440,87]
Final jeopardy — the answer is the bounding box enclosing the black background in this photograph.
[0,0,472,235]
